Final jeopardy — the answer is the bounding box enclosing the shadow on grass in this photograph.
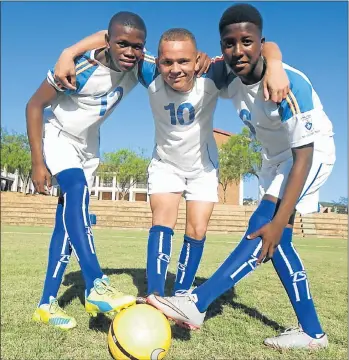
[60,268,285,339]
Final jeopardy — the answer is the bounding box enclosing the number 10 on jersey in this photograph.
[164,103,196,125]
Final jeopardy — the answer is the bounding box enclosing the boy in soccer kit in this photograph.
[26,12,150,330]
[147,4,335,350]
[53,24,289,301]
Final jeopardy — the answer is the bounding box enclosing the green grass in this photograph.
[1,225,347,360]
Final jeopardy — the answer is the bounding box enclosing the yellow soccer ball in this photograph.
[108,304,172,360]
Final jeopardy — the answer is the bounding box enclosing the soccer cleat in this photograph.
[85,278,136,317]
[264,327,329,349]
[147,290,205,330]
[32,296,77,330]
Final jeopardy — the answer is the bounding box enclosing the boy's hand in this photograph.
[247,220,284,263]
[31,163,52,194]
[54,49,77,90]
[196,52,211,77]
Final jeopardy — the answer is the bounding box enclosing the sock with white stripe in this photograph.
[173,235,206,295]
[39,198,72,305]
[146,225,174,296]
[57,168,103,295]
[272,227,324,338]
[193,200,276,312]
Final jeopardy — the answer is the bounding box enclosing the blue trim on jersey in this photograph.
[297,163,322,204]
[279,69,314,122]
[206,144,218,169]
[50,51,98,95]
[138,51,159,88]
[68,52,98,94]
[201,58,229,90]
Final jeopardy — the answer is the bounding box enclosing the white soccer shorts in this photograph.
[43,123,99,190]
[258,151,334,214]
[147,158,219,202]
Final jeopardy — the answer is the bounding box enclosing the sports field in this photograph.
[1,225,347,360]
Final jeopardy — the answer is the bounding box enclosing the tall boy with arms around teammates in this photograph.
[53,24,289,301]
[26,12,149,330]
[148,4,335,350]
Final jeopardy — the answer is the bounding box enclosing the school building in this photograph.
[1,129,243,205]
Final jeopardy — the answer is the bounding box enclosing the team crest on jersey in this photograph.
[301,113,313,131]
[305,122,312,130]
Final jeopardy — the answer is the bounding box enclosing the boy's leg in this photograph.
[148,198,277,329]
[39,196,72,305]
[57,168,104,291]
[173,169,217,294]
[33,196,77,330]
[44,130,135,317]
[263,159,333,349]
[146,159,184,296]
[265,224,327,348]
[147,194,180,296]
[33,126,79,329]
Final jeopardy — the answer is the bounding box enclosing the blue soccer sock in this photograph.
[193,199,276,312]
[272,227,324,338]
[57,168,103,295]
[39,199,72,305]
[173,235,206,295]
[146,225,174,296]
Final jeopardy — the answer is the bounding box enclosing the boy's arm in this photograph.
[54,30,212,88]
[248,143,314,264]
[262,42,290,103]
[26,80,59,194]
[55,30,107,90]
[248,74,317,262]
[272,143,313,228]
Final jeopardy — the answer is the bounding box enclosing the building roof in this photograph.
[213,128,234,136]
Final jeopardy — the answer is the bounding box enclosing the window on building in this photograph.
[102,176,113,187]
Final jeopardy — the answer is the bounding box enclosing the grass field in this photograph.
[1,225,348,360]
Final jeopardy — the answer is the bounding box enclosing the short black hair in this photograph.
[108,11,147,37]
[219,4,263,34]
[159,28,197,49]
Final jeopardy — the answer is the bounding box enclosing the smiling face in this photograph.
[157,39,199,92]
[220,22,264,80]
[106,23,145,72]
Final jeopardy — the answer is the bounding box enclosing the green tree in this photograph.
[98,149,149,200]
[1,128,32,193]
[330,196,348,214]
[218,127,262,203]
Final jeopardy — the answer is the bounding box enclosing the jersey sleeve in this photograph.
[137,50,159,88]
[46,51,98,95]
[279,70,316,148]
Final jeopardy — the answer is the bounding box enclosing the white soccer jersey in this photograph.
[46,49,139,143]
[138,53,228,172]
[227,63,335,166]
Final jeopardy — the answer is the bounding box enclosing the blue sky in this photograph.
[1,1,348,202]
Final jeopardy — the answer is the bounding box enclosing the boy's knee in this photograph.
[185,225,207,240]
[56,168,87,194]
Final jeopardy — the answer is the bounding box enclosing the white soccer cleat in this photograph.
[264,327,329,350]
[147,290,205,330]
